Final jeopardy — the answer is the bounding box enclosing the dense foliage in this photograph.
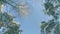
[0,0,21,34]
[40,0,60,34]
[0,12,21,34]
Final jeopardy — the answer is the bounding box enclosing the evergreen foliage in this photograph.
[40,0,60,34]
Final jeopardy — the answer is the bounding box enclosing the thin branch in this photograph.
[3,0,17,8]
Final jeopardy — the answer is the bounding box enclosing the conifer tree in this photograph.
[0,0,22,34]
[40,0,60,34]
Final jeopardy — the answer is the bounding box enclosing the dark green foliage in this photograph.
[41,21,48,29]
[5,23,20,34]
[44,2,55,16]
[58,0,60,3]
[54,25,60,34]
[0,12,21,34]
[47,10,55,15]
[40,19,59,34]
[0,0,22,34]
[40,0,60,34]
[0,12,14,26]
[44,3,53,10]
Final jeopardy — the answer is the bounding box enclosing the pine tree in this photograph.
[0,12,21,34]
[40,0,60,34]
[0,0,22,34]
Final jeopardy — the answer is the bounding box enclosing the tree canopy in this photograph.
[40,0,60,34]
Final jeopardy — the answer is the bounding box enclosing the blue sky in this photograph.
[2,0,53,34]
[17,0,53,34]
